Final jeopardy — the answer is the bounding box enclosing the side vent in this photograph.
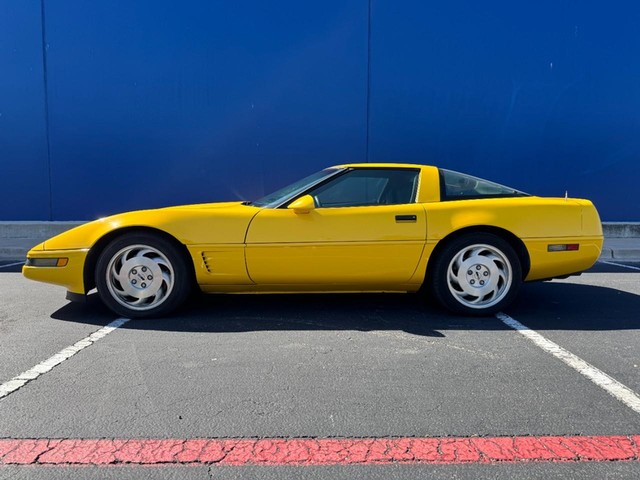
[201,252,214,273]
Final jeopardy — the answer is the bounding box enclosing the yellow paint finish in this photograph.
[415,165,441,203]
[287,194,315,213]
[245,242,426,286]
[524,236,603,280]
[245,204,427,284]
[29,242,45,251]
[23,248,88,294]
[32,202,259,294]
[43,202,259,251]
[149,203,258,245]
[407,242,437,285]
[200,284,420,293]
[578,200,605,237]
[188,245,251,285]
[425,197,592,240]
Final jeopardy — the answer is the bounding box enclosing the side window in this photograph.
[439,169,528,200]
[308,169,419,208]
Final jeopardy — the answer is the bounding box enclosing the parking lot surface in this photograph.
[0,259,639,479]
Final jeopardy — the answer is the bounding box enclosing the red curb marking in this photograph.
[0,436,639,466]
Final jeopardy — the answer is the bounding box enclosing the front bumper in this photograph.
[23,247,89,295]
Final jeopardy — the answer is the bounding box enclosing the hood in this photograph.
[161,201,245,211]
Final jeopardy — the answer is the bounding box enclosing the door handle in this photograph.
[395,214,417,222]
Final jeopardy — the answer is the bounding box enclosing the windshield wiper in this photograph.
[241,201,253,206]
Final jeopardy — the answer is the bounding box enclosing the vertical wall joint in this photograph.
[365,0,372,163]
[40,0,53,220]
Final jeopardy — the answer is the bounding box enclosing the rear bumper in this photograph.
[524,236,603,281]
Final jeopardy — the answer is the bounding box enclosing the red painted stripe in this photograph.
[0,436,638,465]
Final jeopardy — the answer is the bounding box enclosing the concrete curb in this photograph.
[1,221,639,261]
[599,242,640,261]
[0,221,84,239]
[600,250,640,260]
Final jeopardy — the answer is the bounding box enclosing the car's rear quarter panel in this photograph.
[424,197,603,282]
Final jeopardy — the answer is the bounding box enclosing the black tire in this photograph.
[428,233,522,316]
[95,233,192,318]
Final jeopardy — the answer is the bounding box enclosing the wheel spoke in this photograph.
[155,284,166,302]
[110,281,128,296]
[110,262,127,286]
[465,295,483,304]
[122,248,135,263]
[127,296,152,306]
[136,248,157,259]
[452,255,463,274]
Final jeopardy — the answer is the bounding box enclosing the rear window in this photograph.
[439,169,529,201]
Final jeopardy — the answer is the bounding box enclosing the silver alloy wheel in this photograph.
[446,243,512,309]
[105,244,175,311]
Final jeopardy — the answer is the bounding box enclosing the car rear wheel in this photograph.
[429,233,522,315]
[95,233,191,318]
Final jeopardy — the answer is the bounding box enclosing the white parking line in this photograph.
[0,318,130,399]
[599,260,640,272]
[0,262,24,269]
[497,312,640,415]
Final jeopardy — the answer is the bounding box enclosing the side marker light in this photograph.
[26,258,69,267]
[547,244,579,252]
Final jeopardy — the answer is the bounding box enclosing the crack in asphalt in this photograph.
[1,435,639,465]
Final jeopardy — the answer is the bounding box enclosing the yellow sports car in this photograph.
[23,164,603,317]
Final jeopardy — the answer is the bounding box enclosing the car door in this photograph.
[244,168,427,287]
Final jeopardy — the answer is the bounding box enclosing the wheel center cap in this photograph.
[465,264,490,287]
[128,265,154,289]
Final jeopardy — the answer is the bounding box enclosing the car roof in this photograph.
[333,162,435,169]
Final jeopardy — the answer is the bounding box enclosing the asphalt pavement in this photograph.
[0,258,639,479]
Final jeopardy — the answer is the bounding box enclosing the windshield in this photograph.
[252,168,342,207]
[439,169,529,200]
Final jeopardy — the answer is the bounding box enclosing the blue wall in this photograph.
[1,0,638,220]
[0,1,50,219]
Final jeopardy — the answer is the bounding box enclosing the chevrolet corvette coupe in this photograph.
[23,164,603,317]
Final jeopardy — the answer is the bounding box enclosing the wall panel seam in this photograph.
[40,0,53,220]
[365,0,372,163]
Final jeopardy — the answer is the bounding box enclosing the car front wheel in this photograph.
[95,233,191,318]
[429,233,522,315]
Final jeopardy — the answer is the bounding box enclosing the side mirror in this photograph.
[287,194,315,214]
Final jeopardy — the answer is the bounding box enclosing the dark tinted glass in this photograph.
[440,169,528,200]
[253,168,340,207]
[309,169,419,208]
